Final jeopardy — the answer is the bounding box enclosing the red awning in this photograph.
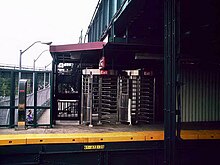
[50,42,105,53]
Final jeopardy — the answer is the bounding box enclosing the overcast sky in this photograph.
[0,0,99,69]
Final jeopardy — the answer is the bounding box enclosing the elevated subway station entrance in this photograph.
[1,1,220,164]
[50,42,163,125]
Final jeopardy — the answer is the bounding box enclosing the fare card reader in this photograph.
[16,79,27,130]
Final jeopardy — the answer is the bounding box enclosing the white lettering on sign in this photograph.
[100,70,108,75]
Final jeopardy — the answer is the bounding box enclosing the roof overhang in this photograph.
[50,42,105,53]
[50,42,105,63]
[49,41,163,66]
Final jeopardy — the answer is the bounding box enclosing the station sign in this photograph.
[100,70,108,75]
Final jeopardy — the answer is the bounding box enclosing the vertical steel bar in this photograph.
[9,70,15,127]
[136,76,140,123]
[153,78,156,124]
[128,77,132,125]
[116,76,120,123]
[164,0,168,152]
[81,74,84,124]
[33,72,37,128]
[86,75,90,122]
[89,72,93,127]
[98,77,102,124]
[54,63,59,124]
[164,0,178,164]
[176,0,181,137]
[50,61,55,128]
[48,72,51,87]
[171,0,176,158]
[107,0,110,25]
[103,0,107,33]
[98,8,102,40]
[43,72,46,89]
[109,0,113,23]
[111,22,115,42]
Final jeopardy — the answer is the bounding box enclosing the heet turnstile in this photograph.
[81,69,155,126]
[118,70,155,124]
[81,69,118,126]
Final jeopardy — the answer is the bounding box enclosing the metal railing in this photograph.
[0,87,50,127]
[0,69,52,128]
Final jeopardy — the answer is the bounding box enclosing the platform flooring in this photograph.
[1,109,220,146]
[0,122,220,147]
[2,107,219,135]
[0,122,164,134]
[0,120,220,135]
[0,121,219,136]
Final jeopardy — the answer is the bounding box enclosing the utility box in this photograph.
[17,79,27,129]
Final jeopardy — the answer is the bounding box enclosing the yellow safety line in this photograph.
[0,130,220,146]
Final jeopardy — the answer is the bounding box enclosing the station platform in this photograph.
[0,122,220,146]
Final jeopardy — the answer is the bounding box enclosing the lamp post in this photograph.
[19,41,52,81]
[44,62,52,88]
[33,50,49,71]
[17,41,52,129]
[33,50,50,92]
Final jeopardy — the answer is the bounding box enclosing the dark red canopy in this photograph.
[50,42,105,53]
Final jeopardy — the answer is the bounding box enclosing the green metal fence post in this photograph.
[33,72,37,128]
[9,70,15,128]
[50,61,55,128]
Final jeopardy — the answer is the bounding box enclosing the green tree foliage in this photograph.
[0,77,10,97]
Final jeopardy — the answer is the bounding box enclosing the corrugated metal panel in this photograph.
[180,66,220,122]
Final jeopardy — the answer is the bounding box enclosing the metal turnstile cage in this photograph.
[118,70,155,124]
[81,69,118,126]
[81,69,155,126]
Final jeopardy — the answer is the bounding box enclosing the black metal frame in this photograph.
[164,0,181,164]
[51,62,82,122]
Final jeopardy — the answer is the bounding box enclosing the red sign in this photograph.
[100,70,108,75]
[144,70,153,76]
[99,57,106,69]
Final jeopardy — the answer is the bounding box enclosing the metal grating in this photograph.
[180,67,220,122]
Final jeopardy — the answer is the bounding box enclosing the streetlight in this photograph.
[17,41,52,129]
[44,62,52,88]
[19,41,52,81]
[33,50,49,71]
[45,62,52,70]
[33,50,50,92]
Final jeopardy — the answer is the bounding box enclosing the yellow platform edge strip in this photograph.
[0,130,220,146]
